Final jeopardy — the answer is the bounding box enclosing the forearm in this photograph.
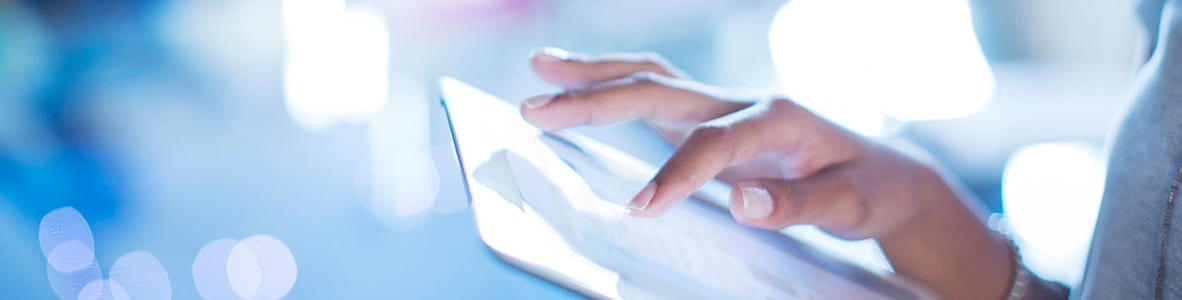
[875,166,1014,299]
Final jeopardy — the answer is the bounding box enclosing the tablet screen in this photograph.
[441,77,931,299]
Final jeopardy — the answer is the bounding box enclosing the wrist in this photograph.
[875,161,1014,299]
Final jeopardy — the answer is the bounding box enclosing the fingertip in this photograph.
[519,94,563,131]
[530,48,573,78]
[530,48,590,88]
[530,47,571,64]
[626,209,651,217]
[522,95,554,110]
[630,181,695,218]
[625,183,657,215]
[627,205,666,218]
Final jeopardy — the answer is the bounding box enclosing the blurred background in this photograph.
[0,0,1140,298]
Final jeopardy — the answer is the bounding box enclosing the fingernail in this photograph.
[523,95,554,109]
[530,47,571,63]
[627,183,657,213]
[741,184,773,219]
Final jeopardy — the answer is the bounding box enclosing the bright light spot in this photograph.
[768,0,994,136]
[193,239,239,300]
[194,236,298,300]
[227,243,264,299]
[371,147,440,219]
[40,207,103,300]
[1002,142,1105,286]
[158,0,284,87]
[368,74,441,224]
[77,279,130,300]
[109,251,172,300]
[281,0,346,45]
[46,257,102,300]
[47,240,95,273]
[237,235,299,300]
[283,0,390,130]
[38,207,174,299]
[40,207,96,262]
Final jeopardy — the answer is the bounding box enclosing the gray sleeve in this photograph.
[1075,0,1182,299]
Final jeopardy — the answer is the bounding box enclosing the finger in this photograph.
[530,47,686,89]
[728,172,869,237]
[626,114,774,217]
[627,100,862,218]
[520,73,747,131]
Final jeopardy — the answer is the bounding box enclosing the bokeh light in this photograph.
[77,279,130,300]
[194,235,298,300]
[40,207,103,299]
[366,74,442,226]
[768,0,994,136]
[282,0,390,130]
[193,239,240,300]
[39,207,171,299]
[45,257,103,300]
[232,235,299,300]
[1002,142,1105,286]
[39,207,96,267]
[46,240,95,273]
[227,243,264,299]
[108,251,172,300]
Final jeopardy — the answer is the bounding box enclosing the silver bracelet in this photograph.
[990,214,1030,300]
[1005,249,1031,300]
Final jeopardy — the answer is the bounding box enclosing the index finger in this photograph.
[627,99,861,217]
[521,73,746,131]
[627,107,776,217]
[530,47,686,89]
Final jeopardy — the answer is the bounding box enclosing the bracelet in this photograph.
[990,214,1030,300]
[1004,246,1031,300]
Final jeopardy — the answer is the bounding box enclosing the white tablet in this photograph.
[440,77,935,299]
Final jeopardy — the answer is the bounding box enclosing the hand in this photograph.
[521,48,1029,300]
[519,47,937,240]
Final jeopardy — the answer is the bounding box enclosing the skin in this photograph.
[519,47,1067,299]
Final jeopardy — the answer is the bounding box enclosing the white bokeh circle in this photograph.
[109,251,172,300]
[76,279,130,300]
[40,207,103,299]
[40,207,96,271]
[195,235,298,300]
[193,239,240,299]
[47,240,96,273]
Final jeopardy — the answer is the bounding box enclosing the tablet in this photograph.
[439,77,935,299]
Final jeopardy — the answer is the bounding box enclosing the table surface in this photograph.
[0,86,627,299]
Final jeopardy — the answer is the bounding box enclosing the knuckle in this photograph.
[629,71,667,87]
[636,52,676,76]
[792,157,826,178]
[766,98,804,114]
[836,185,873,232]
[852,193,872,227]
[688,124,732,142]
[768,192,802,228]
[552,91,583,108]
[626,72,665,93]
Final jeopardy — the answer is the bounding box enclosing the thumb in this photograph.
[729,169,867,234]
